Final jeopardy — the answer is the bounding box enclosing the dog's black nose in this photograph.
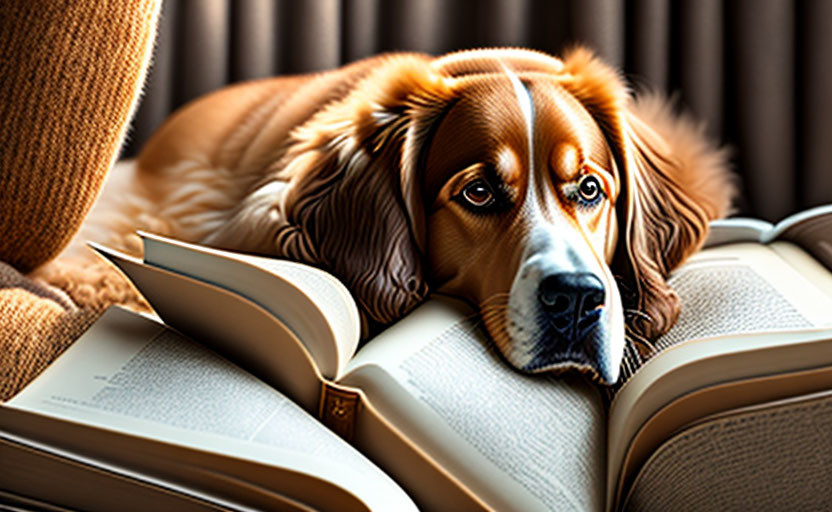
[538,272,605,340]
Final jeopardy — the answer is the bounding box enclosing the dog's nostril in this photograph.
[539,277,573,312]
[553,295,570,313]
[540,281,572,313]
[585,290,605,311]
[539,285,560,308]
[539,286,572,314]
[538,272,605,337]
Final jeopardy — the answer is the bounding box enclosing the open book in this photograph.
[4,206,832,511]
[705,204,832,268]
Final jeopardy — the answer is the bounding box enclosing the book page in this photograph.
[769,241,832,301]
[651,243,831,352]
[703,218,772,247]
[606,242,832,509]
[767,204,832,270]
[342,296,606,512]
[5,307,415,511]
[617,242,832,386]
[616,364,832,509]
[95,246,323,411]
[139,233,361,380]
[607,327,832,510]
[617,242,832,383]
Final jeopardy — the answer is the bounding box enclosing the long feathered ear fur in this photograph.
[223,56,455,336]
[560,47,736,342]
[620,95,736,340]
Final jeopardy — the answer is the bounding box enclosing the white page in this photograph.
[7,307,415,511]
[659,243,832,340]
[606,243,832,509]
[139,233,361,380]
[704,218,772,247]
[344,297,606,512]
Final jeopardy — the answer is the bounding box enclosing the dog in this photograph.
[37,47,734,384]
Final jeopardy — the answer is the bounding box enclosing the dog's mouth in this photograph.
[520,305,619,384]
[483,254,626,385]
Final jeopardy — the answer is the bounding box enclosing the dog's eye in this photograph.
[565,174,606,209]
[461,180,495,208]
[578,175,602,202]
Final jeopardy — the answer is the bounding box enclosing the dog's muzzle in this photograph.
[505,242,622,384]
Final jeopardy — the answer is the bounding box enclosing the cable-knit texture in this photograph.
[0,0,159,270]
[0,0,160,400]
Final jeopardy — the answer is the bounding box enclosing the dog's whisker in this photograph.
[478,305,509,322]
[624,308,653,323]
[479,294,510,309]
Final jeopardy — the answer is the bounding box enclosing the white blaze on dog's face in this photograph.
[423,68,624,384]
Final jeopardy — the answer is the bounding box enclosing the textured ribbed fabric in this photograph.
[0,0,160,401]
[0,0,161,271]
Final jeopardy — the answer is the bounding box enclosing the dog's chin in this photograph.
[517,310,619,384]
[491,306,622,385]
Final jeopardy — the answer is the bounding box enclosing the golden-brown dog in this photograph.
[40,48,734,384]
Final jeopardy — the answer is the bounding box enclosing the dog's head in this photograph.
[260,48,733,384]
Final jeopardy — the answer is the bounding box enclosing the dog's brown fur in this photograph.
[36,48,734,378]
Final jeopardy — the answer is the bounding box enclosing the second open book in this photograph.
[7,205,832,511]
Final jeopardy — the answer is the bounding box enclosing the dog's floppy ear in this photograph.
[269,56,454,335]
[618,96,735,340]
[560,48,735,341]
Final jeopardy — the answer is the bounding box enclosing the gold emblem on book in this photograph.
[319,383,360,442]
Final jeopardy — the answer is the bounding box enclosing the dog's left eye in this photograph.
[460,180,495,209]
[567,174,605,208]
[578,175,602,202]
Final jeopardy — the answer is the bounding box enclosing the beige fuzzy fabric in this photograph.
[0,263,102,401]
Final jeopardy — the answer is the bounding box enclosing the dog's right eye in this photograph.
[460,180,495,209]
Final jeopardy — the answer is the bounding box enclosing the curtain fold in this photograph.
[230,0,277,81]
[627,0,670,89]
[728,0,795,220]
[129,0,177,149]
[174,0,230,105]
[343,0,380,62]
[675,0,723,141]
[124,0,832,220]
[799,0,832,210]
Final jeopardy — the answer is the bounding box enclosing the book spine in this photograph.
[318,382,360,443]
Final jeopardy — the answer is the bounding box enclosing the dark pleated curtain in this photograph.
[124,0,832,221]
